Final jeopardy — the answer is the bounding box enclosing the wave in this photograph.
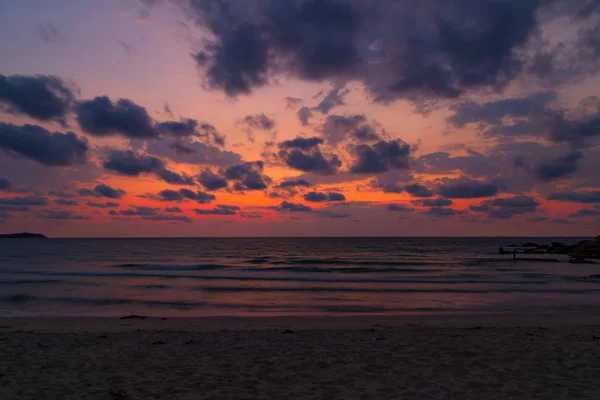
[199,286,600,294]
[114,263,227,271]
[0,269,550,284]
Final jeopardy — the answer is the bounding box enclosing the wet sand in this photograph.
[1,313,600,399]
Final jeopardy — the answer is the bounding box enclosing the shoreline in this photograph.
[3,311,600,332]
[2,311,600,398]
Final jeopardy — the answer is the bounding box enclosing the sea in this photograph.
[0,237,598,317]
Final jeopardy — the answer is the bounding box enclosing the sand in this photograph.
[1,314,600,399]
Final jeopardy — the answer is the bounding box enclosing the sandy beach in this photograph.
[1,313,600,399]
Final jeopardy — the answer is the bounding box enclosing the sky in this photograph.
[0,0,599,237]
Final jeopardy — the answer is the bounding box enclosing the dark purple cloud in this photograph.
[194,205,240,215]
[185,0,546,102]
[413,197,453,207]
[54,199,79,206]
[303,191,346,202]
[35,209,90,220]
[448,91,557,128]
[548,190,600,203]
[535,152,582,181]
[438,179,499,199]
[103,150,194,185]
[78,184,126,199]
[403,183,434,198]
[0,74,75,124]
[75,96,156,138]
[225,161,271,190]
[274,201,312,212]
[0,195,49,206]
[0,178,11,191]
[87,201,119,208]
[351,140,411,174]
[386,204,415,212]
[0,123,87,166]
[321,115,382,145]
[569,208,600,218]
[198,169,229,190]
[470,195,540,219]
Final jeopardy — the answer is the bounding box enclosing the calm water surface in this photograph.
[0,237,598,317]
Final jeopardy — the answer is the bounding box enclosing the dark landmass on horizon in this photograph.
[0,233,47,239]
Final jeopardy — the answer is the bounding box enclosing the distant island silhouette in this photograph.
[0,233,47,239]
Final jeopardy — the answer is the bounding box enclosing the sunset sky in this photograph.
[0,0,599,237]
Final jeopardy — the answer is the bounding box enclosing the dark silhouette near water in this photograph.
[0,232,47,239]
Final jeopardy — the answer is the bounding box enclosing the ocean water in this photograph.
[0,237,599,317]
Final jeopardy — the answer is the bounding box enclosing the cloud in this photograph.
[544,97,600,145]
[180,189,215,204]
[570,208,600,218]
[285,97,303,109]
[0,196,49,206]
[0,178,11,191]
[386,204,415,212]
[87,201,119,208]
[315,210,351,219]
[321,115,382,145]
[298,107,313,126]
[164,207,183,213]
[119,206,159,216]
[36,22,66,44]
[88,201,119,208]
[547,190,600,203]
[413,197,453,207]
[278,137,342,174]
[424,207,464,217]
[447,91,557,128]
[535,152,583,181]
[185,0,544,102]
[119,40,133,56]
[198,169,228,190]
[102,150,194,185]
[194,205,240,215]
[142,215,192,223]
[274,201,312,212]
[35,210,90,220]
[303,191,346,202]
[0,123,87,166]
[54,199,79,206]
[75,96,157,138]
[279,179,312,189]
[78,184,126,199]
[225,161,271,190]
[239,113,276,131]
[351,140,411,174]
[147,137,242,167]
[403,183,434,198]
[239,211,264,218]
[0,74,75,124]
[312,84,349,114]
[155,119,198,137]
[438,179,499,199]
[119,205,192,222]
[279,136,324,150]
[470,196,540,219]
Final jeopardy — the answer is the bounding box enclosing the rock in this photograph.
[161,317,167,321]
[119,315,147,320]
[521,242,539,247]
[282,329,295,334]
[152,340,166,345]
